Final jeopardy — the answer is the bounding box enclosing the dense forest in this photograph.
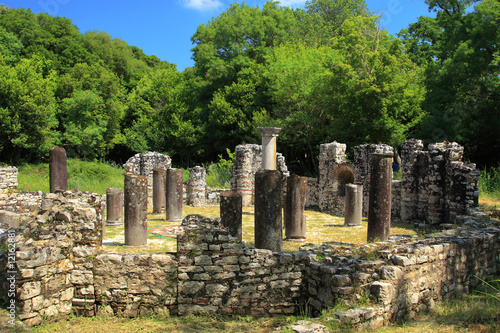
[0,0,498,175]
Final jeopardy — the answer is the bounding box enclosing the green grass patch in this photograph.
[479,165,500,200]
[17,159,124,195]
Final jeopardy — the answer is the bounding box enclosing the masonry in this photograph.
[0,167,18,197]
[1,192,498,329]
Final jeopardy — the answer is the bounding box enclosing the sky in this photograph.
[3,0,435,71]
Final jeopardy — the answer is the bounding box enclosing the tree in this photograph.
[57,63,127,158]
[0,55,58,161]
[326,15,426,148]
[0,26,22,65]
[400,0,500,165]
[60,90,108,159]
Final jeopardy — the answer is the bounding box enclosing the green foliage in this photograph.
[401,0,500,166]
[206,148,235,189]
[0,55,58,161]
[479,166,500,199]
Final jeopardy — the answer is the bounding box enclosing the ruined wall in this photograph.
[0,167,18,197]
[94,253,178,317]
[230,144,289,206]
[399,140,480,224]
[353,144,394,216]
[175,215,306,316]
[0,192,104,326]
[123,152,172,207]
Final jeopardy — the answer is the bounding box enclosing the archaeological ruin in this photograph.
[0,136,498,330]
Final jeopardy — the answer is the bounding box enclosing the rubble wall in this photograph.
[0,167,18,197]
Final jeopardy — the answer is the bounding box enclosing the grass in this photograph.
[17,159,124,195]
[2,287,498,333]
[102,206,418,254]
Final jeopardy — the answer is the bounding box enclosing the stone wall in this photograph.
[353,144,394,216]
[0,167,18,196]
[316,219,500,328]
[0,192,104,326]
[175,215,306,316]
[398,140,480,224]
[94,253,178,317]
[230,144,289,206]
[123,152,172,207]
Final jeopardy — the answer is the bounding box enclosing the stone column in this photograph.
[188,166,206,207]
[284,174,307,241]
[367,153,393,242]
[257,127,282,170]
[344,184,363,227]
[254,170,282,252]
[152,168,166,214]
[49,147,68,193]
[166,168,183,221]
[106,187,123,225]
[220,191,242,241]
[124,173,148,247]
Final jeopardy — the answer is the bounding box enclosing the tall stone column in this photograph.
[257,127,282,170]
[124,173,148,247]
[152,168,166,214]
[49,147,68,193]
[166,168,183,221]
[345,184,363,227]
[188,166,206,207]
[220,191,242,241]
[367,153,393,242]
[254,170,282,252]
[284,174,307,241]
[106,187,123,225]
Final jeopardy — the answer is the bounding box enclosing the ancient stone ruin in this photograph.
[0,197,498,328]
[0,138,495,331]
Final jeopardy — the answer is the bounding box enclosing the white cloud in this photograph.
[277,0,306,8]
[181,0,224,11]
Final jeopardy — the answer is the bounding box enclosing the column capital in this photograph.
[257,127,282,137]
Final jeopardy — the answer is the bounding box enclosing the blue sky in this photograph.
[4,0,434,71]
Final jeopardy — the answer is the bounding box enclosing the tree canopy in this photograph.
[0,0,497,171]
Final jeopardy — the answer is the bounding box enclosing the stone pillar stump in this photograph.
[124,173,148,247]
[367,153,393,242]
[257,127,282,170]
[166,168,183,221]
[344,184,363,227]
[284,174,307,241]
[153,168,166,214]
[220,191,242,241]
[49,147,68,193]
[106,187,123,225]
[254,170,282,252]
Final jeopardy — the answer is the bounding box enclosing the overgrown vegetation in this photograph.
[17,159,124,194]
[479,166,500,200]
[1,0,498,174]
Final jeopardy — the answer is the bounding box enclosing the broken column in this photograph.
[49,147,68,193]
[220,191,243,241]
[257,127,282,170]
[188,166,206,207]
[285,174,307,241]
[367,153,392,242]
[153,168,166,214]
[124,173,148,247]
[344,184,363,227]
[254,170,282,252]
[166,168,183,221]
[106,187,123,225]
